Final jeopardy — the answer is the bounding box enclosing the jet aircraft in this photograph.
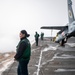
[41,0,75,46]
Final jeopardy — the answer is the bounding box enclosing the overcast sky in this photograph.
[0,0,75,52]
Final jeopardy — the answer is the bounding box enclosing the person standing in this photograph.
[34,32,39,46]
[14,30,31,75]
[41,32,44,40]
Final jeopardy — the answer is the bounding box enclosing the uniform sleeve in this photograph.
[14,41,28,61]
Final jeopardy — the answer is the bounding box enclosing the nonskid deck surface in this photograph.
[2,37,75,75]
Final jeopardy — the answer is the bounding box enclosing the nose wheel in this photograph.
[59,37,67,46]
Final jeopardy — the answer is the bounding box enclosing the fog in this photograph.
[0,0,75,52]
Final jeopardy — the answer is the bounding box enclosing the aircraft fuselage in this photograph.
[55,21,75,43]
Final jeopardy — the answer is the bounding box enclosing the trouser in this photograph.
[41,37,43,40]
[35,39,38,46]
[17,60,29,75]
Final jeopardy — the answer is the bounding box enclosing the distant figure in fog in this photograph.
[41,32,44,40]
[34,32,39,46]
[14,30,31,75]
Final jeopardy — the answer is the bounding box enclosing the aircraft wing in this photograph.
[41,26,67,30]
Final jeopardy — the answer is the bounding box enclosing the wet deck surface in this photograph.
[2,37,75,75]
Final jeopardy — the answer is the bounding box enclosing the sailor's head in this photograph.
[20,30,30,39]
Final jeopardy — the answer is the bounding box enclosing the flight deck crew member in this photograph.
[14,30,31,75]
[41,32,44,40]
[34,32,39,46]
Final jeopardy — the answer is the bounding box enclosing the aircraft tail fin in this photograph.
[68,0,75,23]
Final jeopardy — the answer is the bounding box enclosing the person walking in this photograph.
[14,30,31,75]
[34,32,39,46]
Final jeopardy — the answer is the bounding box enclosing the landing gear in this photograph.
[59,38,67,46]
[59,39,65,46]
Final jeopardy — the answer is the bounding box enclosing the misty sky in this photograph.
[0,0,75,52]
